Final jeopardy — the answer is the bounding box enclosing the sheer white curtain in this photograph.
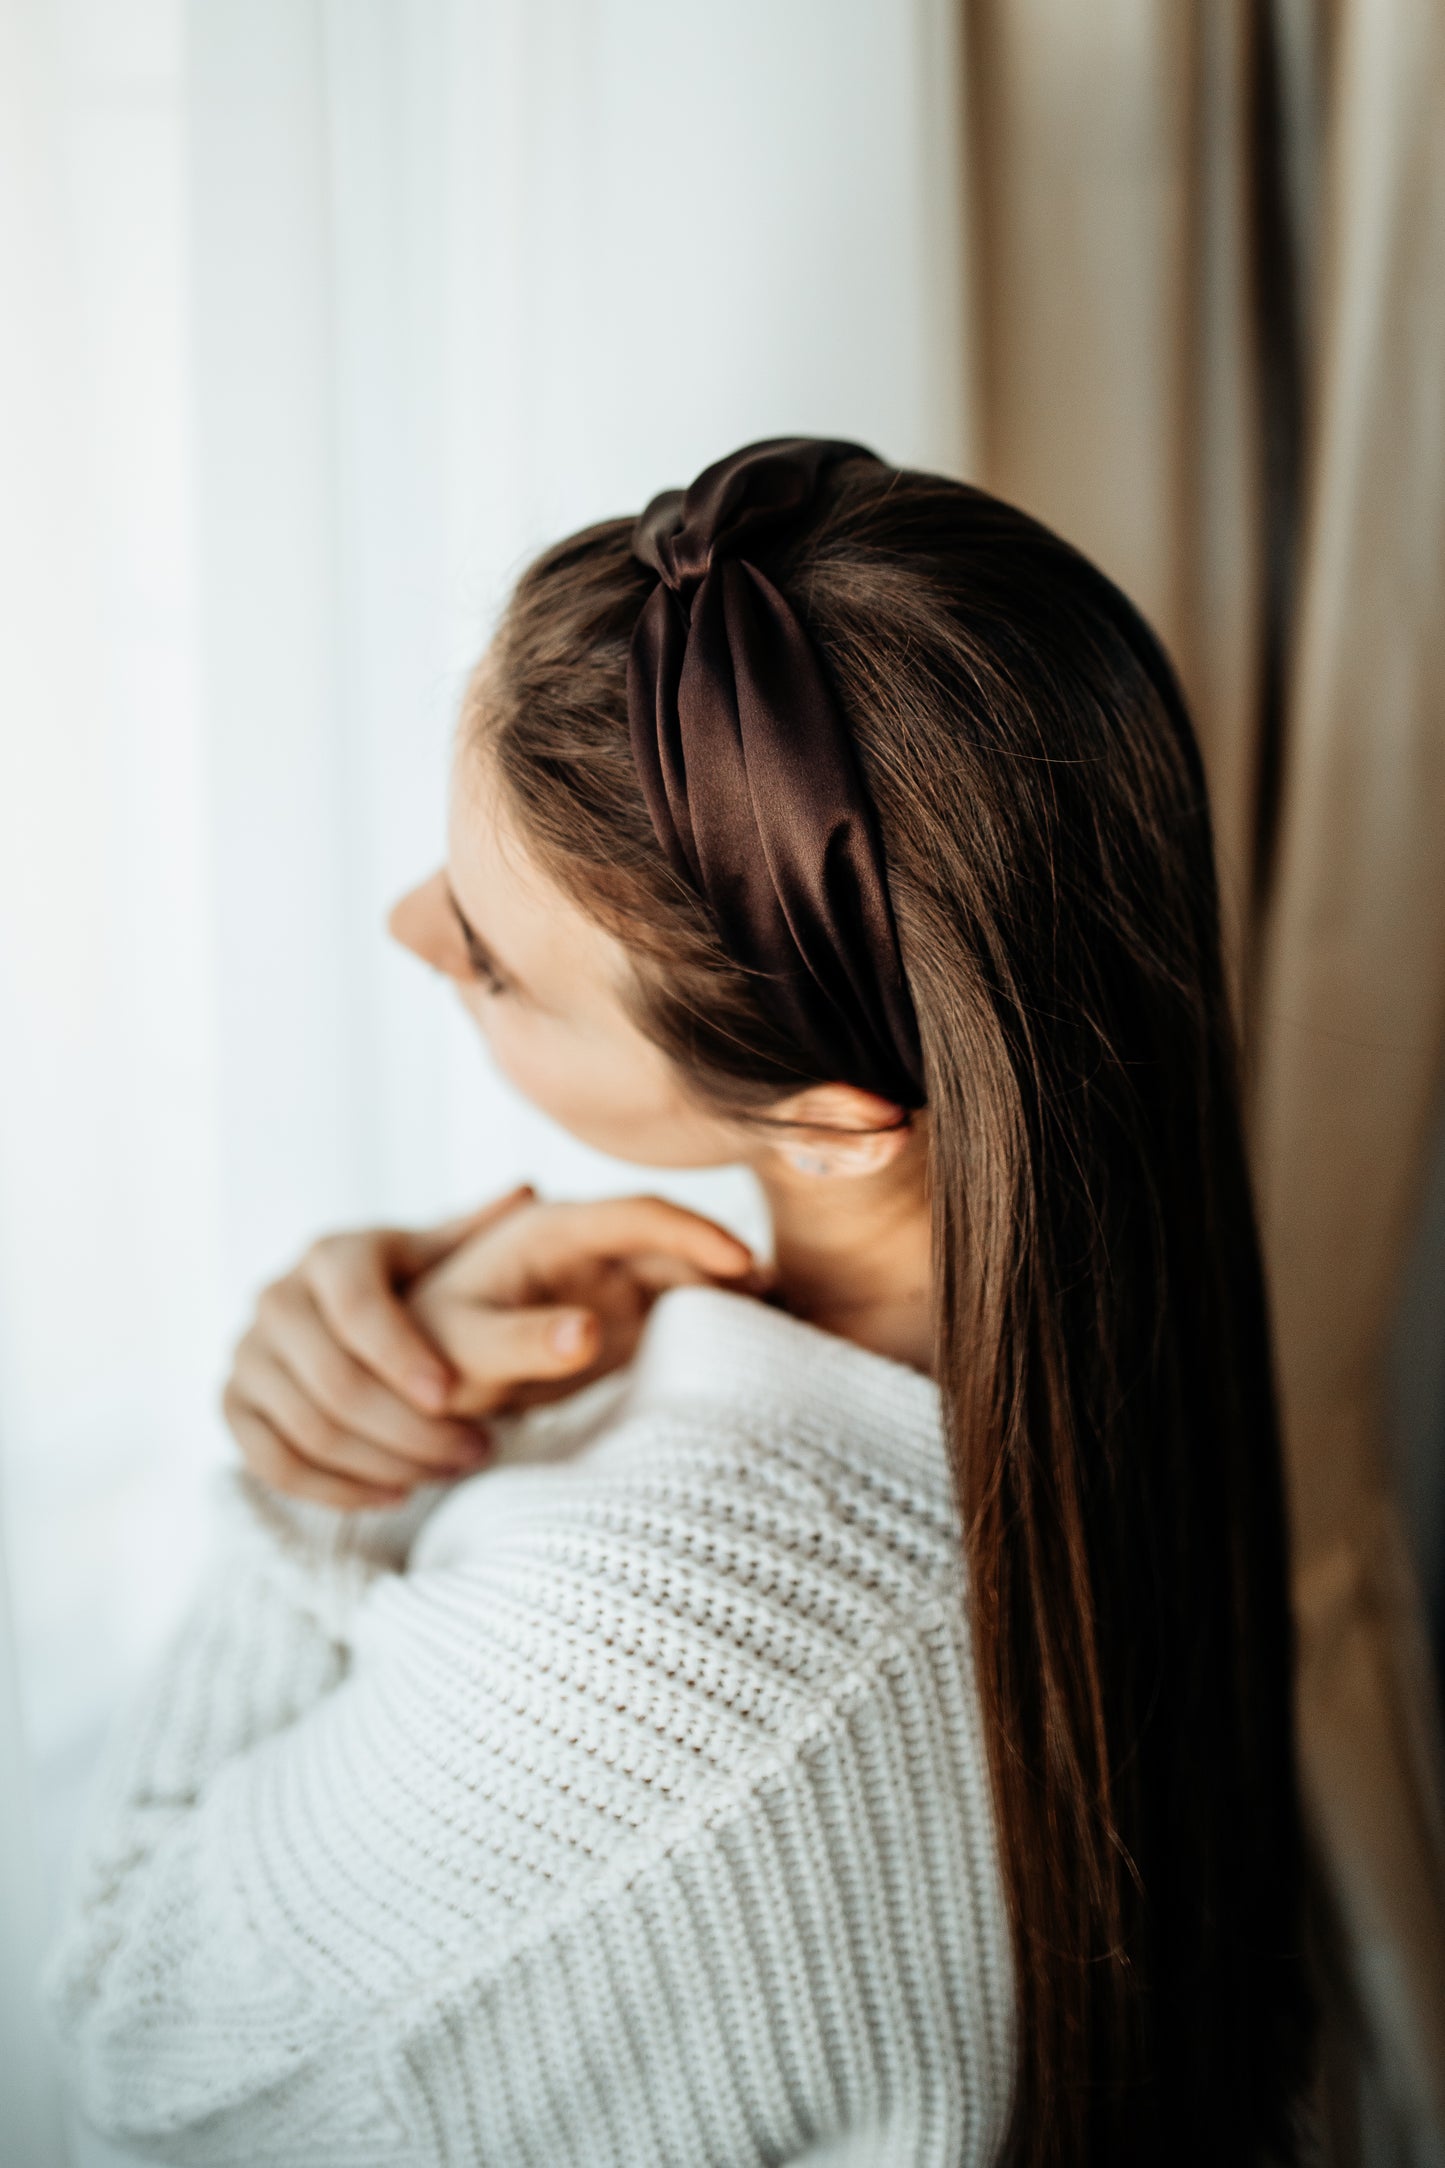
[1,21,219,2166]
[0,1,967,2153]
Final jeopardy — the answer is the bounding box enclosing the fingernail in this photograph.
[411,1370,449,1411]
[552,1312,590,1356]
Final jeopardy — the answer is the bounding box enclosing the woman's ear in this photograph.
[766,1084,919,1179]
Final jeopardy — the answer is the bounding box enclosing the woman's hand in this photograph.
[223,1186,773,1509]
[222,1184,540,1511]
[404,1191,774,1417]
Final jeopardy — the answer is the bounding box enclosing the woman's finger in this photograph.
[621,1248,775,1297]
[231,1351,453,1494]
[299,1185,539,1414]
[302,1234,463,1413]
[381,1184,539,1281]
[405,1297,606,1417]
[257,1281,492,1473]
[222,1390,412,1512]
[446,1194,758,1305]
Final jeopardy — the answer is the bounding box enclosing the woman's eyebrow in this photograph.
[444,881,528,994]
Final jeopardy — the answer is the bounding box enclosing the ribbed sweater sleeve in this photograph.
[42,1289,1015,2167]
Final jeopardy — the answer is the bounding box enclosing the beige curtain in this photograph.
[955,0,1445,2154]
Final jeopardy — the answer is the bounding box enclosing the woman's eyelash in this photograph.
[462,937,508,994]
[446,890,513,994]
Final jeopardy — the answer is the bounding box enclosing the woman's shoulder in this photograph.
[413,1283,961,1578]
[397,1284,971,1745]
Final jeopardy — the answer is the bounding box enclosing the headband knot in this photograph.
[625,438,926,1109]
[632,437,859,598]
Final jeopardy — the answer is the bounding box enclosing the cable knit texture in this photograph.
[43,1284,1015,2166]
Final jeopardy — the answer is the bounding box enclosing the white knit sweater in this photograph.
[43,1283,1015,2167]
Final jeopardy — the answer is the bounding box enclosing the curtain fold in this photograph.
[964,0,1445,2150]
[1254,0,1445,2138]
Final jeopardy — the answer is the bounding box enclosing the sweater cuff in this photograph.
[208,1463,445,1640]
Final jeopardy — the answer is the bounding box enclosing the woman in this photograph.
[45,440,1316,2164]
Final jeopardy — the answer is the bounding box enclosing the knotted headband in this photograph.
[626,437,926,1109]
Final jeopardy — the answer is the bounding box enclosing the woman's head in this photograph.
[395,447,1316,2161]
[388,712,917,1182]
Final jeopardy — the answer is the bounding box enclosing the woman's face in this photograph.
[388,742,743,1169]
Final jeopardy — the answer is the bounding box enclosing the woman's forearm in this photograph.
[40,1467,438,2138]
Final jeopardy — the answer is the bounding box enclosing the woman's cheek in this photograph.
[464,997,532,1088]
[462,994,708,1161]
[468,1003,585,1121]
[485,1016,653,1146]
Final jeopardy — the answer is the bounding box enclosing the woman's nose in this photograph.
[387,868,453,971]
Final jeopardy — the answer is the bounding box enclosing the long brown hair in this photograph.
[475,461,1316,2162]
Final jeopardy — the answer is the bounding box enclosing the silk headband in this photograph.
[625,437,926,1110]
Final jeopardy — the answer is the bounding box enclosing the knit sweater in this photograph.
[42,1282,1016,2167]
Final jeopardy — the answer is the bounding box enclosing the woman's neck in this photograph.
[756,1150,935,1377]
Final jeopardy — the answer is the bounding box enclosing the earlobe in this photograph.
[786,1150,833,1177]
[783,1114,916,1180]
[766,1085,920,1180]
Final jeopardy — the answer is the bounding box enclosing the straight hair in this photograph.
[475,462,1316,2164]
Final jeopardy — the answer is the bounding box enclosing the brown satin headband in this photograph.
[626,437,926,1109]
